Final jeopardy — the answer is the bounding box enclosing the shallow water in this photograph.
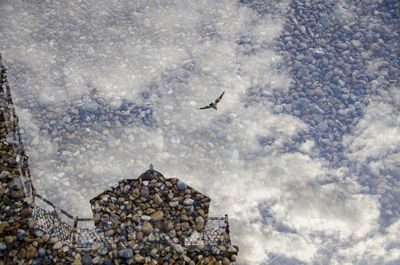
[0,0,399,264]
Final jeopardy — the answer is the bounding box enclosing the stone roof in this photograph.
[89,169,239,264]
[90,169,211,240]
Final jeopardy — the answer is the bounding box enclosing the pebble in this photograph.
[26,246,37,259]
[169,201,179,207]
[222,257,231,265]
[136,231,143,241]
[150,210,163,222]
[150,248,158,257]
[0,222,6,234]
[103,259,112,265]
[104,229,115,237]
[177,181,187,190]
[317,120,328,132]
[172,243,184,254]
[97,247,108,256]
[82,255,92,265]
[141,215,151,221]
[183,198,194,206]
[52,241,63,250]
[148,232,156,241]
[118,248,133,259]
[92,256,102,264]
[154,193,163,204]
[34,229,44,237]
[10,178,24,191]
[17,229,27,240]
[134,253,145,263]
[0,242,6,251]
[195,216,204,230]
[142,221,153,234]
[38,247,46,257]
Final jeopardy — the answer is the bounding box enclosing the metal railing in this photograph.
[1,53,109,251]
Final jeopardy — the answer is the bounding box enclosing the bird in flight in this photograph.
[199,91,225,110]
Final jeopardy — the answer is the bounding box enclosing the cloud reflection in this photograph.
[1,0,399,264]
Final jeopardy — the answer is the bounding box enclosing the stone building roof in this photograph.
[90,169,211,233]
[89,168,239,264]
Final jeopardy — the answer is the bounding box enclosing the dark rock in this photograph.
[32,258,43,265]
[177,181,187,190]
[17,229,27,240]
[10,178,24,191]
[103,259,112,265]
[82,254,92,265]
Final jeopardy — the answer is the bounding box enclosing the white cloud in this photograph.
[331,220,400,264]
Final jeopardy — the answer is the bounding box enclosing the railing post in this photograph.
[72,216,79,248]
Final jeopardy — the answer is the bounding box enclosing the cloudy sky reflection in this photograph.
[1,0,399,264]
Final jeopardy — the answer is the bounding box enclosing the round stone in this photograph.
[134,253,145,263]
[183,198,194,206]
[38,247,46,257]
[118,248,133,259]
[172,243,184,254]
[97,247,108,256]
[195,216,204,230]
[10,178,24,191]
[123,185,131,194]
[34,229,44,237]
[92,256,102,264]
[32,258,43,265]
[148,232,156,241]
[141,215,151,221]
[17,229,27,240]
[154,193,163,204]
[222,257,230,265]
[177,181,187,190]
[82,254,92,265]
[317,120,328,132]
[169,201,179,207]
[142,221,153,234]
[26,246,37,259]
[103,259,112,265]
[150,248,158,257]
[104,229,115,237]
[150,210,163,222]
[52,241,62,250]
[0,242,6,251]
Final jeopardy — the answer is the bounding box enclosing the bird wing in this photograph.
[199,104,211,110]
[199,91,225,110]
[214,91,225,103]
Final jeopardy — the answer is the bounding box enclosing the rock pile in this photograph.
[89,169,238,264]
[1,54,76,264]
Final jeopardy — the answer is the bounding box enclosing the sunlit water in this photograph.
[1,0,399,264]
